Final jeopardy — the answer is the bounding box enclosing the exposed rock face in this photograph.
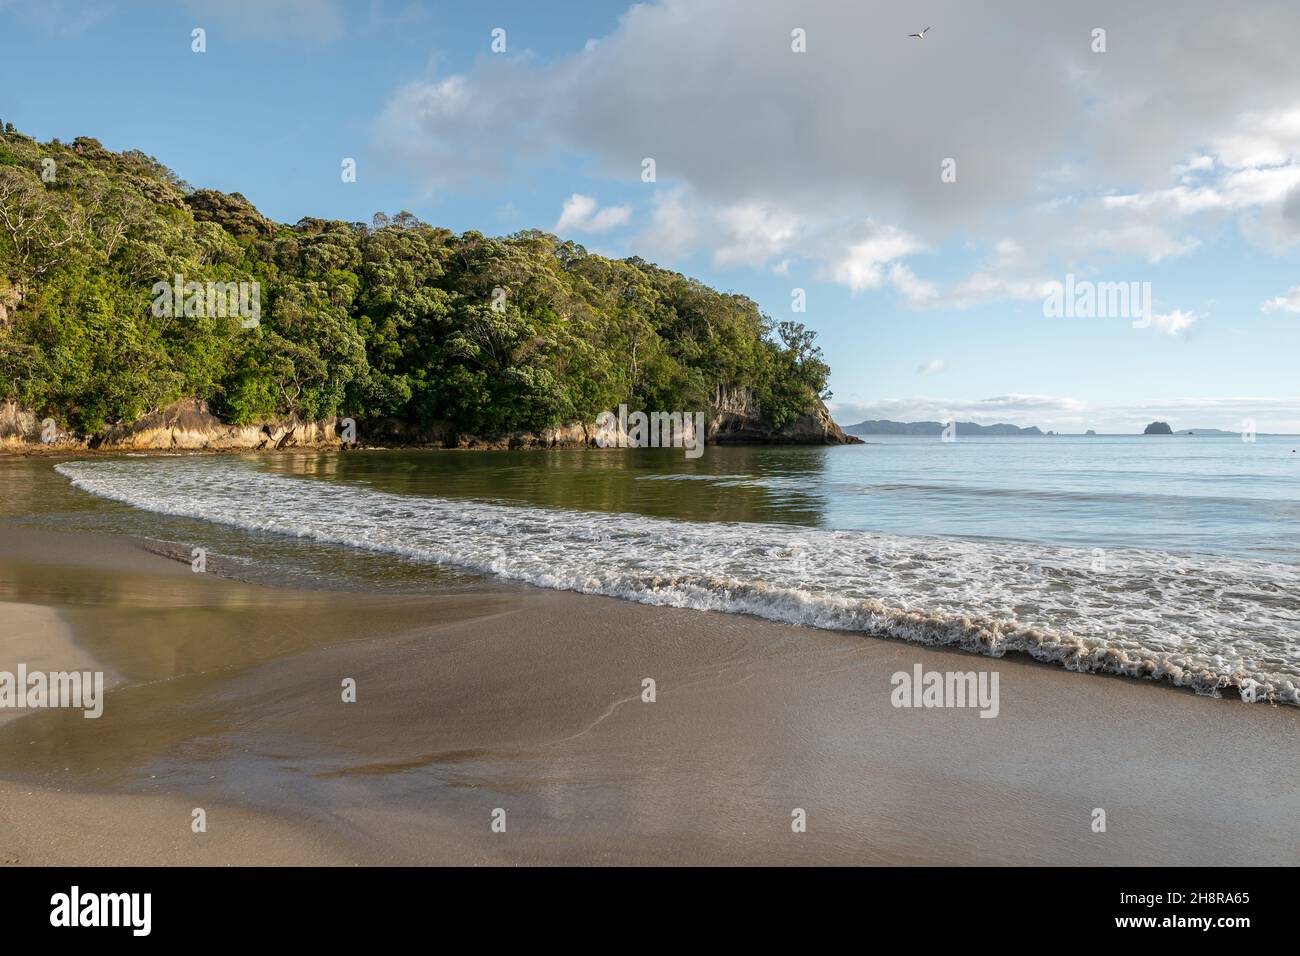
[2,398,347,452]
[0,400,42,448]
[711,399,859,445]
[91,399,347,450]
[1143,421,1174,435]
[707,384,860,445]
[1,391,857,453]
[0,284,21,326]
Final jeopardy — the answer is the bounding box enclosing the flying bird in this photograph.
[907,26,931,39]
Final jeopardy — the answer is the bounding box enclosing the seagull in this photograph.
[907,26,931,39]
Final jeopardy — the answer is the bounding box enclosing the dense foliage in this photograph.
[0,126,830,435]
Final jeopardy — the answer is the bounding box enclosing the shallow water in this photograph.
[42,436,1300,704]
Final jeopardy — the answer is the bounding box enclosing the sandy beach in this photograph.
[7,0,1300,887]
[2,518,1297,866]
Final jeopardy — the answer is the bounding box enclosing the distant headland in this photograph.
[845,420,1042,436]
[845,419,1290,437]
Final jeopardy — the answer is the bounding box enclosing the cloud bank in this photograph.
[375,0,1300,315]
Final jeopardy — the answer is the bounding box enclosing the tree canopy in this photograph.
[0,128,830,435]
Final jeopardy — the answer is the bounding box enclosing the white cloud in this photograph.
[1144,310,1198,337]
[1261,285,1300,314]
[822,225,924,293]
[632,189,697,263]
[888,264,940,308]
[1212,109,1300,169]
[1174,154,1215,181]
[375,61,552,192]
[375,0,1300,303]
[916,359,945,375]
[890,238,1055,310]
[555,194,631,234]
[713,203,800,269]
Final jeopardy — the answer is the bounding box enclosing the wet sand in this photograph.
[1,523,1297,865]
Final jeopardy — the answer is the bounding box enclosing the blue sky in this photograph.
[3,0,1299,432]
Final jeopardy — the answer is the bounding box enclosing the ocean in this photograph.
[43,434,1300,705]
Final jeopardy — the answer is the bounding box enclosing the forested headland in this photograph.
[0,125,840,447]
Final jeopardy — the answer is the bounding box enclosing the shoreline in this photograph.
[2,522,1297,865]
[50,453,1300,708]
[0,434,859,457]
[0,395,859,457]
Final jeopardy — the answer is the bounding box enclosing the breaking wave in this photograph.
[57,457,1300,705]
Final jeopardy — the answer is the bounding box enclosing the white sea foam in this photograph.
[56,458,1300,705]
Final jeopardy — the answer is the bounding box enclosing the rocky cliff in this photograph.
[707,398,857,442]
[1,399,346,452]
[1,394,857,453]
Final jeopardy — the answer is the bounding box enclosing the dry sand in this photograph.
[1,524,1297,865]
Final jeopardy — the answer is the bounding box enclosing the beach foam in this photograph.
[56,457,1300,705]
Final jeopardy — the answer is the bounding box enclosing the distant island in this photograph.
[845,420,1281,438]
[845,420,1043,436]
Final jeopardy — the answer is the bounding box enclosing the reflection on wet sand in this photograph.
[1,456,1298,866]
